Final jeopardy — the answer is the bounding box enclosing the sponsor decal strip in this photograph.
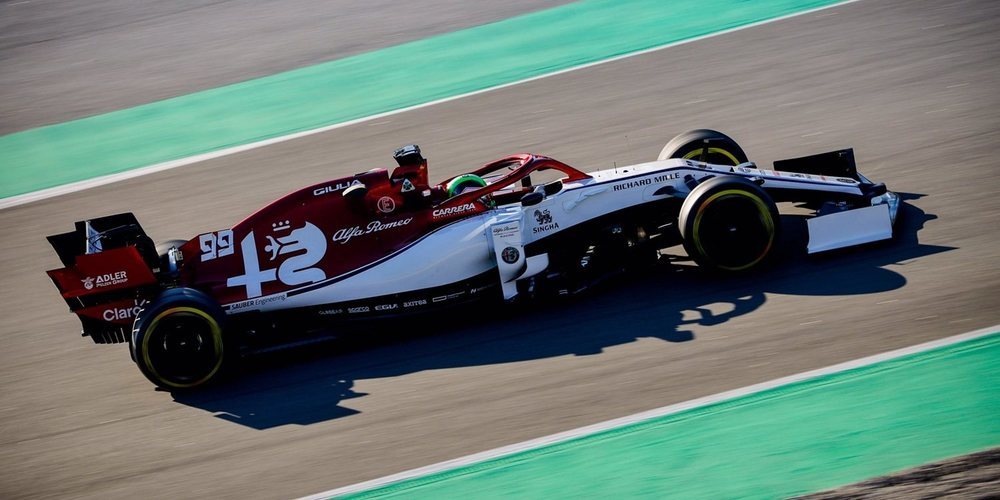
[281,217,474,300]
[313,180,363,197]
[102,299,148,322]
[611,172,681,192]
[81,271,129,290]
[591,166,864,193]
[531,208,560,234]
[282,272,494,317]
[224,218,491,310]
[332,218,413,245]
[433,202,477,219]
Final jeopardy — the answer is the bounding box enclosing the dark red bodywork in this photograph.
[46,154,590,343]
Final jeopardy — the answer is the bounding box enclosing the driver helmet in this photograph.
[391,144,429,191]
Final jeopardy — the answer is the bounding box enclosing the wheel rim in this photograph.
[682,147,741,165]
[142,307,223,388]
[693,191,775,271]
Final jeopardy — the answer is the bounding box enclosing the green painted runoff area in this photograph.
[342,333,1000,499]
[0,0,848,198]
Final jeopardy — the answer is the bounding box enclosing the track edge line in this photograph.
[0,0,863,210]
[298,323,1000,499]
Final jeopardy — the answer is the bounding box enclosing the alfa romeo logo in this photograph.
[377,196,396,213]
[501,246,520,264]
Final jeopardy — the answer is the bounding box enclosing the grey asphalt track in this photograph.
[1,0,999,498]
[0,0,570,134]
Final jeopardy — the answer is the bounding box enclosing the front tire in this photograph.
[131,288,227,390]
[679,176,779,272]
[658,129,748,166]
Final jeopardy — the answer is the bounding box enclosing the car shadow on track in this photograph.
[172,194,953,429]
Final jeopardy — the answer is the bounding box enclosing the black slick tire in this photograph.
[131,287,227,390]
[678,176,779,272]
[658,129,748,166]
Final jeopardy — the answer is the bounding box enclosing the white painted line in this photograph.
[0,0,863,211]
[299,324,999,499]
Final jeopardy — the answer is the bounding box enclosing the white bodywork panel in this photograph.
[251,214,495,311]
[807,204,893,253]
[229,158,884,312]
[490,218,525,299]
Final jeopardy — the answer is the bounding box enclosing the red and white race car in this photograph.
[46,130,899,389]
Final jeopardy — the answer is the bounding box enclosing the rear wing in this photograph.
[45,213,161,343]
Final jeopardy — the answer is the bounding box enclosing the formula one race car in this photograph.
[46,130,900,389]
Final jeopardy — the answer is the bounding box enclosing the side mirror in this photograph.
[342,183,368,199]
[542,179,563,196]
[520,191,544,207]
[343,183,368,213]
[863,182,887,197]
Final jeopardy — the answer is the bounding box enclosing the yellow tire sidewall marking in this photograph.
[141,306,224,389]
[692,189,775,271]
[682,147,741,165]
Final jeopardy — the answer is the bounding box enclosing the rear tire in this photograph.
[679,176,779,272]
[658,129,748,166]
[131,288,227,390]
